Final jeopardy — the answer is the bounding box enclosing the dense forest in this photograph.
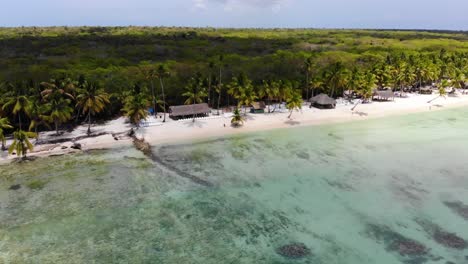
[1,27,468,156]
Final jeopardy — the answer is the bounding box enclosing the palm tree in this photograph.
[428,80,449,104]
[123,93,150,127]
[183,74,208,122]
[237,83,257,115]
[26,98,50,144]
[303,57,313,100]
[45,98,74,135]
[286,89,303,119]
[323,62,348,98]
[2,95,29,131]
[140,65,158,116]
[156,64,170,122]
[76,82,110,135]
[231,108,244,127]
[0,117,13,151]
[8,130,36,158]
[215,82,224,115]
[352,71,376,111]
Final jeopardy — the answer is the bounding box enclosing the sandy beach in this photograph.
[2,93,468,164]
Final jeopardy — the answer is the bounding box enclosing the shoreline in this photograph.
[1,93,468,165]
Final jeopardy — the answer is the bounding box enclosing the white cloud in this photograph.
[193,0,291,12]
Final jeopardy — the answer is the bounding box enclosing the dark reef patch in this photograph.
[276,243,311,259]
[416,218,467,249]
[444,201,468,220]
[365,224,428,259]
[8,184,21,190]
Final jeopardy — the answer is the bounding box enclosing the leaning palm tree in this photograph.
[428,80,449,104]
[231,108,245,127]
[2,94,30,130]
[76,82,110,135]
[0,117,13,151]
[183,74,208,122]
[286,90,303,119]
[123,94,150,127]
[8,130,36,159]
[156,64,170,122]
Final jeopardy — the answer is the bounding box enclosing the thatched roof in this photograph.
[373,90,394,99]
[251,101,266,110]
[169,103,210,117]
[310,93,337,105]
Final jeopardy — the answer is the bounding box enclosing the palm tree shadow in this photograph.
[284,120,301,126]
[352,111,368,117]
[184,120,207,128]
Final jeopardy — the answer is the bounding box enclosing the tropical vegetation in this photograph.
[1,27,468,155]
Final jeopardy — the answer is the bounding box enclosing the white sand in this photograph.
[1,93,468,164]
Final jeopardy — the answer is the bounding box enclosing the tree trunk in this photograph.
[87,111,92,136]
[18,113,22,131]
[35,126,39,145]
[55,120,59,136]
[192,103,196,122]
[217,92,222,115]
[305,72,309,103]
[151,80,156,116]
[288,110,293,119]
[159,78,167,122]
[208,74,212,107]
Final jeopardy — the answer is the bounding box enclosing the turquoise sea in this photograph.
[1,107,468,264]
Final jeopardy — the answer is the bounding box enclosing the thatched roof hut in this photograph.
[420,87,433,95]
[250,101,266,113]
[372,90,394,101]
[169,103,210,119]
[310,93,337,109]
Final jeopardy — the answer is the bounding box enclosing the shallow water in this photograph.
[1,108,468,264]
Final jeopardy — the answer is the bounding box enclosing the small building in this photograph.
[310,93,337,109]
[169,103,210,120]
[372,90,394,101]
[420,87,433,95]
[250,101,266,113]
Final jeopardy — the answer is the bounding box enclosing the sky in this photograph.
[1,0,467,30]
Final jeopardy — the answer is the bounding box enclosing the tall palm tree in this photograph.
[0,117,13,151]
[303,57,313,100]
[45,98,74,136]
[76,82,110,135]
[215,82,224,115]
[156,64,170,122]
[140,65,158,116]
[26,97,50,144]
[323,62,348,98]
[286,89,303,119]
[123,94,150,127]
[8,130,36,158]
[183,74,208,122]
[352,71,376,111]
[237,83,257,115]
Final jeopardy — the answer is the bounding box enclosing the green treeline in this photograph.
[1,27,468,157]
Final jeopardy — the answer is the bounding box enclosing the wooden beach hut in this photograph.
[169,103,210,120]
[309,93,337,109]
[419,87,433,95]
[250,101,266,113]
[372,90,394,101]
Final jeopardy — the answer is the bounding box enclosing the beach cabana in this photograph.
[309,94,337,109]
[169,103,210,120]
[250,101,266,113]
[420,87,433,95]
[372,90,394,101]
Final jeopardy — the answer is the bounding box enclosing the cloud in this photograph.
[193,0,290,12]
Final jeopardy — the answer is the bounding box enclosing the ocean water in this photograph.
[1,107,468,264]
